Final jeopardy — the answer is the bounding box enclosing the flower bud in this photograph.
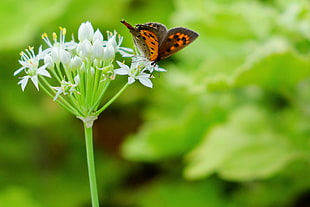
[78,21,94,41]
[77,40,92,58]
[44,54,54,69]
[92,39,104,58]
[70,56,83,68]
[103,44,115,62]
[93,29,104,42]
[60,50,71,65]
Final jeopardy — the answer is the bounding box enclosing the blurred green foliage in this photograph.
[1,0,310,206]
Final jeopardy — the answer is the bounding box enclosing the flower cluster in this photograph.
[14,21,163,125]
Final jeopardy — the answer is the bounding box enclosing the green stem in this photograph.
[83,123,100,207]
[95,83,129,116]
[39,77,80,116]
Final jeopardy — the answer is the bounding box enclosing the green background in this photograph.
[1,0,310,206]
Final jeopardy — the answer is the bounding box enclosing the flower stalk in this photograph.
[84,123,99,207]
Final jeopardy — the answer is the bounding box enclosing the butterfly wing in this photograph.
[135,24,160,61]
[157,27,199,61]
[143,22,168,46]
[121,20,159,60]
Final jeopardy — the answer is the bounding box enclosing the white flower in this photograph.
[78,21,94,41]
[52,75,80,101]
[132,56,167,74]
[14,47,51,91]
[42,27,76,65]
[114,60,153,88]
[17,66,51,91]
[14,46,43,76]
[106,31,133,57]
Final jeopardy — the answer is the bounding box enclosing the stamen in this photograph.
[52,32,57,42]
[59,27,66,43]
[60,27,67,36]
[42,33,48,39]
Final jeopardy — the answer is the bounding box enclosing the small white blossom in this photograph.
[93,29,104,42]
[114,60,153,88]
[14,47,51,91]
[52,75,80,101]
[14,46,43,76]
[103,41,115,62]
[44,54,54,69]
[17,66,51,91]
[78,21,94,41]
[77,40,93,58]
[42,27,76,65]
[70,56,83,68]
[107,31,133,57]
[92,39,104,58]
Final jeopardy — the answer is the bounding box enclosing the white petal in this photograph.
[51,49,60,64]
[119,51,134,57]
[116,61,129,69]
[92,39,104,58]
[60,50,71,65]
[156,67,167,72]
[18,76,30,91]
[119,46,133,53]
[114,68,129,75]
[31,76,39,90]
[103,44,115,61]
[128,77,135,84]
[14,66,26,76]
[77,40,92,57]
[37,67,51,78]
[138,77,153,88]
[93,29,104,42]
[44,54,54,69]
[70,56,82,68]
[106,35,117,49]
[64,41,77,50]
[74,75,80,84]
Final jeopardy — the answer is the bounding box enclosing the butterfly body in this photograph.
[121,20,199,62]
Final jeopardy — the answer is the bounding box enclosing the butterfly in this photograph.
[121,20,199,63]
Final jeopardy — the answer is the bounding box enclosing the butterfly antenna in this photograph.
[120,20,135,30]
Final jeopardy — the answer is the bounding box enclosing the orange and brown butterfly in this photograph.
[120,20,199,63]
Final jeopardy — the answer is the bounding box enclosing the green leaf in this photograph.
[184,105,299,181]
[121,90,232,162]
[234,38,310,89]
